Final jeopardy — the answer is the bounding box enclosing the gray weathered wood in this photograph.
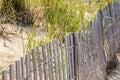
[65,35,69,80]
[78,30,86,80]
[25,52,32,80]
[15,61,21,80]
[47,43,51,80]
[32,49,37,80]
[59,39,66,80]
[47,42,54,80]
[42,45,48,80]
[52,40,58,80]
[48,42,54,80]
[2,70,7,80]
[21,57,25,80]
[74,32,79,80]
[9,64,14,80]
[36,47,43,80]
[93,10,106,80]
[65,33,73,80]
[56,40,62,80]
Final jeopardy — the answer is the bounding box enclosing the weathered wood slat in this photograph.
[15,61,21,80]
[2,70,7,80]
[86,26,93,80]
[84,30,91,80]
[65,34,70,80]
[21,57,25,80]
[25,52,32,80]
[56,40,62,80]
[9,64,14,80]
[47,42,54,80]
[59,40,66,80]
[36,47,43,80]
[93,10,106,80]
[112,1,120,52]
[107,2,116,60]
[78,30,86,80]
[73,32,79,80]
[32,49,37,80]
[70,34,75,80]
[52,40,58,80]
[65,33,73,80]
[42,45,48,80]
[47,43,51,80]
[88,21,97,79]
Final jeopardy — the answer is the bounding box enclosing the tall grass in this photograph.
[0,0,116,50]
[40,0,115,39]
[0,0,41,25]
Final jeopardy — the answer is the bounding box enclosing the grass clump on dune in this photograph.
[0,0,41,26]
[40,0,115,39]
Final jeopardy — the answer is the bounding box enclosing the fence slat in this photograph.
[48,42,54,80]
[32,49,37,80]
[26,52,32,80]
[36,47,43,80]
[2,70,7,80]
[78,30,85,80]
[47,43,51,80]
[74,32,79,80]
[93,10,106,80]
[59,40,66,80]
[21,57,25,80]
[42,45,48,80]
[84,30,91,80]
[15,61,21,80]
[65,33,73,80]
[107,2,116,62]
[65,34,70,80]
[9,64,14,80]
[53,40,58,80]
[56,40,62,80]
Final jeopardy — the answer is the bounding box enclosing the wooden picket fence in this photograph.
[65,0,120,80]
[1,40,67,80]
[1,0,120,80]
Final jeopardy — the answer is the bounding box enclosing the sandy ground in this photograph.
[0,23,46,72]
[0,24,28,70]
